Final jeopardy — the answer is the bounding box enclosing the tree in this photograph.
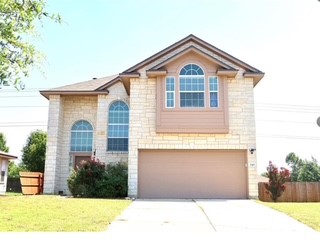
[264,161,290,202]
[0,132,9,152]
[297,157,320,182]
[285,152,304,182]
[285,152,320,182]
[0,0,61,89]
[21,130,47,172]
[8,162,27,177]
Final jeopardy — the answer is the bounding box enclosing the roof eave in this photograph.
[40,90,109,99]
[146,70,167,77]
[217,69,238,77]
[243,72,265,87]
[0,152,17,160]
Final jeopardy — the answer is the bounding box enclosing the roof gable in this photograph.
[122,34,264,85]
[41,34,264,98]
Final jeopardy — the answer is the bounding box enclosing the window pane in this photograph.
[180,64,204,75]
[180,77,204,92]
[70,120,93,152]
[166,77,174,91]
[108,138,128,151]
[108,101,129,151]
[210,92,218,107]
[180,93,204,107]
[166,92,174,108]
[209,77,218,91]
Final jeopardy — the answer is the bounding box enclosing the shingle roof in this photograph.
[40,75,119,99]
[48,75,118,91]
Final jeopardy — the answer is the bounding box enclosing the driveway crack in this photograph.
[192,199,217,232]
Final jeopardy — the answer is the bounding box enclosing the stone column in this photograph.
[43,95,64,194]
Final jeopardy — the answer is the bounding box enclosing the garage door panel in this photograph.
[138,150,247,199]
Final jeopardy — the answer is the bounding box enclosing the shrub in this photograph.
[67,159,106,198]
[264,161,290,202]
[67,159,128,198]
[99,162,128,198]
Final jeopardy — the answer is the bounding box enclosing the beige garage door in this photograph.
[138,150,247,199]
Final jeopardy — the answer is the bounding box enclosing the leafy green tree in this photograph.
[0,0,61,89]
[286,152,320,182]
[8,161,27,177]
[297,157,320,182]
[21,130,47,172]
[0,132,9,152]
[285,152,304,181]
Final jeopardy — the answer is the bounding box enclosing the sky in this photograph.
[1,0,320,173]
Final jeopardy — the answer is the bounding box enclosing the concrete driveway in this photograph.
[107,199,320,237]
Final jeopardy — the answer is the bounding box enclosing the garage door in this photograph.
[138,150,247,199]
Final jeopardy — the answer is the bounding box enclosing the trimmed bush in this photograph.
[67,159,127,198]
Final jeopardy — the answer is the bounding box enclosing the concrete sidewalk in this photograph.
[107,199,320,237]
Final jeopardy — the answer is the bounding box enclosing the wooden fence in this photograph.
[258,182,320,202]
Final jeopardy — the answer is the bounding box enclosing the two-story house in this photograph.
[41,34,264,198]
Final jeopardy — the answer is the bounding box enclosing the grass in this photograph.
[260,202,320,231]
[0,195,131,232]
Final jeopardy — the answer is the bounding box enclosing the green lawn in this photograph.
[0,195,131,232]
[260,202,320,231]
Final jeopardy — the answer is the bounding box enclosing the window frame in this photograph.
[165,77,175,108]
[179,64,205,108]
[107,100,129,152]
[70,120,94,153]
[209,76,219,108]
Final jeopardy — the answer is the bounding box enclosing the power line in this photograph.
[0,95,41,98]
[256,103,320,109]
[256,119,315,125]
[257,134,320,140]
[0,124,47,127]
[0,105,47,108]
[0,88,46,93]
[256,107,320,113]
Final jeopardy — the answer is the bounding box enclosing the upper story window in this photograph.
[70,120,93,152]
[107,101,129,152]
[179,64,205,108]
[209,76,219,108]
[166,77,175,108]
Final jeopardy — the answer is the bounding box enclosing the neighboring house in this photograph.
[0,151,17,195]
[41,34,264,198]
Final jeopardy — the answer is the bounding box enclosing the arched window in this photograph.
[70,120,93,152]
[179,64,205,107]
[107,101,129,151]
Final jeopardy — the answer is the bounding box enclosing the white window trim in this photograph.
[107,101,129,152]
[165,77,175,108]
[70,120,94,153]
[179,75,206,108]
[209,76,219,108]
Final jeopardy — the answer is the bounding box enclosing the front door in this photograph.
[74,156,92,170]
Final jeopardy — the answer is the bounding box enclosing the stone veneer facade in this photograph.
[43,36,261,198]
[44,74,258,198]
[127,72,258,198]
[43,83,129,194]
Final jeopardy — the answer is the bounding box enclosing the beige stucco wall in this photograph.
[128,72,258,198]
[44,83,129,194]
